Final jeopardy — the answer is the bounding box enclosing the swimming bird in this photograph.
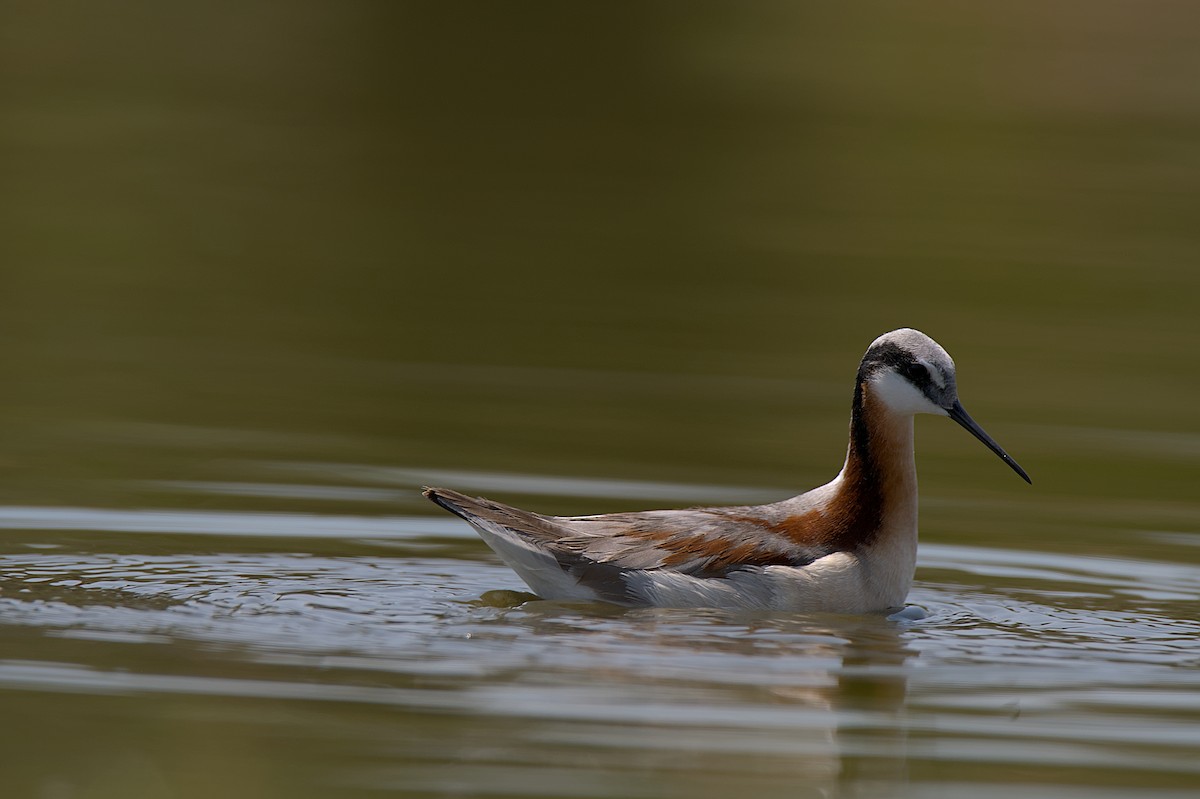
[425,328,1030,613]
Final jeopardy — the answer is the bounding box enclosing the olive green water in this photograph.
[3,3,1200,797]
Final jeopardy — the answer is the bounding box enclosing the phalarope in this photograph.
[425,328,1030,612]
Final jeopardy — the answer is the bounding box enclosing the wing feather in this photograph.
[558,508,835,577]
[424,487,837,589]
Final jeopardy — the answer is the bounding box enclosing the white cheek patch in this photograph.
[871,370,946,416]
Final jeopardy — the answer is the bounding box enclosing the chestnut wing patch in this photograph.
[553,509,839,579]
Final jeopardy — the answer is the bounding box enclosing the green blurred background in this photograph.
[2,0,1198,532]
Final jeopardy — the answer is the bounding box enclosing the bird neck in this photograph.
[835,378,918,546]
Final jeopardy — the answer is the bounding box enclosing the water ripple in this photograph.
[0,507,1198,797]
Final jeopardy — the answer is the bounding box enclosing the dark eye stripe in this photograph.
[902,362,930,384]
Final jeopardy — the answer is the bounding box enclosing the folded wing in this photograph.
[424,486,837,604]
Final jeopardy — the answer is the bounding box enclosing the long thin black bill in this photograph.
[946,400,1032,484]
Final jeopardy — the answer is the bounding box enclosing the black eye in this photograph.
[902,362,929,383]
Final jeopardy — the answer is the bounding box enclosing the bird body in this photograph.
[425,329,1030,613]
